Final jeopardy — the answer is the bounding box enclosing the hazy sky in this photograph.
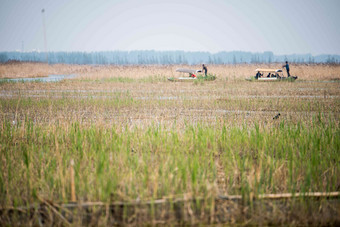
[0,0,339,55]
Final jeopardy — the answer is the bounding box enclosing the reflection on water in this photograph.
[1,74,76,82]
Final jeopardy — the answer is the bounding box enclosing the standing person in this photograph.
[282,61,291,77]
[202,64,208,77]
[255,71,262,79]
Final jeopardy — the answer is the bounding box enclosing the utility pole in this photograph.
[41,8,48,63]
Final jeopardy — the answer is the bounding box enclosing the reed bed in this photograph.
[1,117,339,200]
[0,62,339,225]
[0,62,89,79]
[1,62,340,80]
[0,118,339,225]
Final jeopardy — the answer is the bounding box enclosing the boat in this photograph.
[168,68,216,82]
[246,68,298,81]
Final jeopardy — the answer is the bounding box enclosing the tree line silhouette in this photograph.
[0,50,339,65]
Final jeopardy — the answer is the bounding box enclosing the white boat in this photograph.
[168,68,216,82]
[246,68,298,81]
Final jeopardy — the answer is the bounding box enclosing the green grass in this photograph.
[196,74,217,81]
[0,79,36,84]
[1,117,338,206]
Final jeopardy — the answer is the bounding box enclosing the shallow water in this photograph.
[1,74,76,82]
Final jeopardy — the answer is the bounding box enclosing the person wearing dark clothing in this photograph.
[202,64,208,76]
[282,61,291,77]
[255,71,262,79]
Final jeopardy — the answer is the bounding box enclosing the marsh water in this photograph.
[1,74,76,82]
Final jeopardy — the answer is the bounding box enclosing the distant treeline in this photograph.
[0,50,339,65]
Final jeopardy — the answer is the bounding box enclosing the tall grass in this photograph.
[1,117,338,206]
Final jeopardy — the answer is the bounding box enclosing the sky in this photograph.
[0,0,339,55]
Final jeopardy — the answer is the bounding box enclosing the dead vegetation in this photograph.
[1,62,340,80]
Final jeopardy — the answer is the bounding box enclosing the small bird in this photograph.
[273,113,280,120]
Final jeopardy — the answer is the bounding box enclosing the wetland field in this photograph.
[0,62,339,225]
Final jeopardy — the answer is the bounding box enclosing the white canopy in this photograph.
[255,68,282,72]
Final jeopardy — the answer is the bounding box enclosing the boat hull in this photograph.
[246,76,298,82]
[168,75,216,82]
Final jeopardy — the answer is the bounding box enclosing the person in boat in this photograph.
[202,64,208,76]
[255,71,262,79]
[282,61,291,77]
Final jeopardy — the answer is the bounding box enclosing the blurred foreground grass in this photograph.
[1,117,338,207]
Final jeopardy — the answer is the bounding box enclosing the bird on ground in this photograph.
[273,113,280,120]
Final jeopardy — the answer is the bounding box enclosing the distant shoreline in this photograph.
[1,50,339,65]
